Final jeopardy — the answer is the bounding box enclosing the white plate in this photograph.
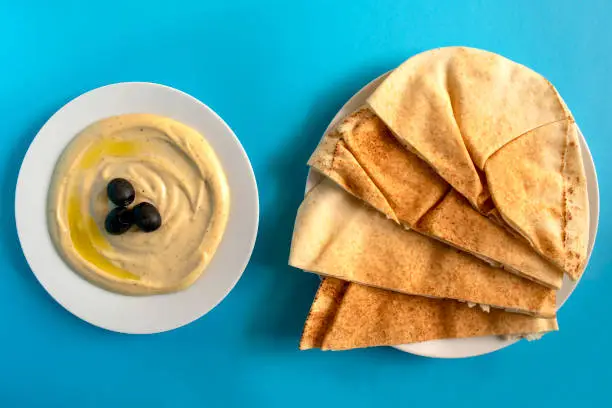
[306,73,599,358]
[16,82,259,334]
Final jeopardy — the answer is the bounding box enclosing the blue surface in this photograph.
[1,1,610,406]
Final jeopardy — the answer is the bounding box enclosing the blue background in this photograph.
[1,1,610,406]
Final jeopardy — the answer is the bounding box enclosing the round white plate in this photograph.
[306,73,599,358]
[16,82,259,334]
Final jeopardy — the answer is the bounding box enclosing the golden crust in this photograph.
[290,179,556,317]
[300,278,558,351]
[299,278,348,350]
[366,46,588,279]
[486,120,589,279]
[308,108,563,288]
[417,190,564,288]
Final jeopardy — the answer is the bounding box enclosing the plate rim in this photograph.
[305,72,600,358]
[15,81,259,334]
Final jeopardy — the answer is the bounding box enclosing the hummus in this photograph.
[48,114,230,295]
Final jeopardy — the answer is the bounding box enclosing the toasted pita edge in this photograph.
[308,108,399,222]
[305,269,557,319]
[563,121,590,279]
[301,280,559,351]
[485,119,589,280]
[299,278,348,350]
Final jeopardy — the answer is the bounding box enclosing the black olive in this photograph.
[107,178,135,207]
[105,207,134,235]
[133,202,162,232]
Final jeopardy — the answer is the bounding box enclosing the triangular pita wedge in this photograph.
[300,278,558,351]
[485,120,589,279]
[367,46,588,279]
[367,46,569,207]
[309,107,563,288]
[290,179,556,317]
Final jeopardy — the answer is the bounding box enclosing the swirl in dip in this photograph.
[47,114,230,295]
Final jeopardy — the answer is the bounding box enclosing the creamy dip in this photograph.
[48,114,230,295]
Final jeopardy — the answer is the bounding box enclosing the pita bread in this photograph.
[416,189,563,287]
[309,108,563,288]
[290,179,556,317]
[367,47,588,279]
[300,278,558,351]
[309,107,447,225]
[486,119,589,279]
[299,278,349,350]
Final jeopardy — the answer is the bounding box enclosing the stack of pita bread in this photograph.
[289,47,590,351]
